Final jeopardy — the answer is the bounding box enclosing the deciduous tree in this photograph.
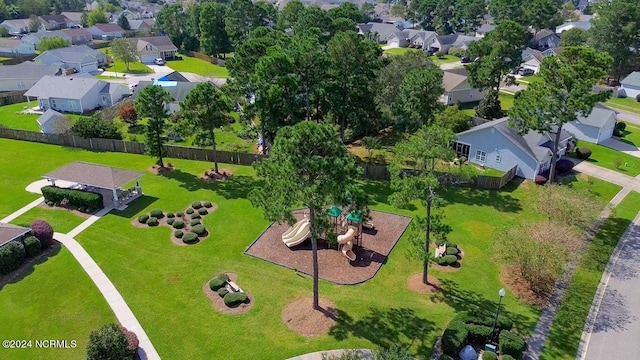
[156,4,188,50]
[37,36,70,51]
[111,38,137,71]
[376,51,435,109]
[86,8,107,26]
[276,0,303,30]
[559,28,588,47]
[28,14,40,32]
[487,0,525,25]
[392,68,444,132]
[199,2,232,58]
[433,105,472,133]
[117,14,130,31]
[136,85,173,168]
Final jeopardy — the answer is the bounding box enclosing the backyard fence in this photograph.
[189,51,218,64]
[89,42,110,50]
[95,99,134,121]
[0,54,36,65]
[0,91,27,106]
[475,166,517,189]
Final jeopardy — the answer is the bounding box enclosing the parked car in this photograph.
[460,56,470,63]
[154,58,165,65]
[519,68,535,76]
[510,67,521,75]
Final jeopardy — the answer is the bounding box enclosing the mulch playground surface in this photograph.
[245,209,411,285]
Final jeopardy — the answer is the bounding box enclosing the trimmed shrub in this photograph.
[576,147,592,160]
[501,356,516,360]
[41,185,102,209]
[499,331,526,359]
[446,246,459,256]
[149,209,163,218]
[190,219,201,226]
[166,218,175,225]
[172,221,184,229]
[46,200,54,206]
[636,94,640,102]
[174,230,183,238]
[435,238,447,246]
[441,320,468,356]
[176,211,184,217]
[617,121,627,131]
[192,224,206,236]
[191,213,201,219]
[467,324,493,344]
[23,236,42,258]
[182,233,198,244]
[217,287,229,297]
[146,217,158,226]
[434,256,447,265]
[482,351,497,360]
[138,214,149,224]
[78,206,87,213]
[209,274,230,291]
[31,219,53,248]
[166,212,175,218]
[119,326,139,356]
[443,255,457,266]
[446,242,457,248]
[186,208,194,214]
[0,241,26,275]
[224,292,248,307]
[86,323,128,360]
[534,174,548,185]
[203,201,212,208]
[198,208,208,215]
[191,201,202,209]
[459,311,513,332]
[556,159,574,174]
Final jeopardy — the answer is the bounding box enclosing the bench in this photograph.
[434,245,447,258]
[226,280,243,293]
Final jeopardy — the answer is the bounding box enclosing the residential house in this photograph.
[519,47,562,73]
[357,22,403,44]
[25,74,129,113]
[23,31,72,49]
[621,72,640,99]
[372,3,414,29]
[88,23,124,40]
[128,19,156,36]
[441,68,485,105]
[530,29,561,50]
[0,38,36,55]
[564,104,617,144]
[39,15,69,30]
[0,19,31,34]
[455,117,572,180]
[34,45,107,73]
[0,223,31,248]
[429,34,478,54]
[61,12,84,27]
[108,10,140,23]
[555,16,592,33]
[85,0,100,11]
[386,29,437,50]
[475,23,495,38]
[133,80,199,113]
[139,4,163,18]
[37,109,68,134]
[156,71,190,82]
[62,28,93,45]
[130,36,178,63]
[0,62,63,92]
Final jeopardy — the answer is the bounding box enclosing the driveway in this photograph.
[578,212,640,360]
[601,138,640,158]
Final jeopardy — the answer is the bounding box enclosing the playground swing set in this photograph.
[281,206,374,262]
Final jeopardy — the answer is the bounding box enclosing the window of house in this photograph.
[495,153,501,163]
[16,81,25,89]
[68,101,75,110]
[51,99,56,108]
[454,142,470,159]
[475,150,487,162]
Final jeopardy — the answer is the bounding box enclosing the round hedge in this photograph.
[534,174,548,185]
[442,255,457,266]
[186,208,194,214]
[576,147,592,160]
[176,211,184,217]
[446,246,459,256]
[46,200,54,206]
[149,209,164,218]
[435,238,446,247]
[198,208,208,215]
[182,233,199,244]
[0,241,26,275]
[190,219,201,226]
[31,219,53,247]
[217,287,229,298]
[617,121,627,131]
[166,212,175,218]
[191,201,202,209]
[434,256,447,265]
[446,242,457,248]
[203,201,212,208]
[190,213,201,219]
[192,224,206,236]
[556,159,575,174]
[224,292,249,307]
[23,235,42,258]
[138,214,149,224]
[172,220,184,229]
[174,230,183,238]
[501,356,516,360]
[209,274,230,291]
[166,218,175,225]
[482,351,497,360]
[146,217,158,226]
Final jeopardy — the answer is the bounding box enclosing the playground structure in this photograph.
[281,206,374,262]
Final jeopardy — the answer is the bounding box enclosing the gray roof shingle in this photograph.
[0,223,31,247]
[43,161,144,189]
[0,62,62,79]
[621,72,640,87]
[25,74,103,99]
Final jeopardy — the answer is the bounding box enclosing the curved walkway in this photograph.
[286,349,374,360]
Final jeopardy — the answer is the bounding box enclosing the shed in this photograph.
[621,72,640,99]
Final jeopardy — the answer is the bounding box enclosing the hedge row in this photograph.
[441,320,468,356]
[41,186,103,210]
[0,241,26,275]
[499,331,527,359]
[453,311,514,332]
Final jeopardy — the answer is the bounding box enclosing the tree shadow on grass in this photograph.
[0,244,61,291]
[109,195,159,219]
[441,183,523,213]
[160,168,257,199]
[329,307,436,357]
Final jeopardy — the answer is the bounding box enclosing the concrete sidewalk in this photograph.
[0,196,43,223]
[572,161,639,188]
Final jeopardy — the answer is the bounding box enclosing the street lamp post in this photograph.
[491,288,506,343]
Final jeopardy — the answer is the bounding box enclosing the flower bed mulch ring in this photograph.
[281,297,338,336]
[148,163,175,175]
[202,272,253,314]
[201,168,234,182]
[407,273,441,294]
[38,202,92,219]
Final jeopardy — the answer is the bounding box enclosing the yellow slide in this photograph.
[337,227,357,261]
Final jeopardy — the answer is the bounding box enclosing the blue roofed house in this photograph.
[25,74,129,113]
[455,118,573,180]
[621,72,640,99]
[34,45,107,73]
[357,22,403,44]
[0,62,62,92]
[563,104,618,144]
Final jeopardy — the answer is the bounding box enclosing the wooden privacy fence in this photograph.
[475,166,517,189]
[0,91,27,106]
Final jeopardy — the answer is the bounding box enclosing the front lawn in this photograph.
[0,102,40,132]
[540,190,640,360]
[605,97,640,115]
[430,55,460,64]
[166,56,229,78]
[499,93,515,110]
[570,143,640,177]
[515,75,543,85]
[384,47,421,56]
[105,61,153,74]
[9,206,87,234]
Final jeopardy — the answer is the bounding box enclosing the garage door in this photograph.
[80,63,98,73]
[523,64,539,73]
[140,54,157,64]
[387,40,400,48]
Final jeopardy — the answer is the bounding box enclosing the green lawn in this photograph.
[166,56,229,78]
[499,93,515,110]
[515,75,543,85]
[430,55,460,65]
[9,206,87,234]
[384,47,421,56]
[569,143,640,177]
[104,61,153,74]
[0,102,40,132]
[0,138,625,359]
[540,190,640,360]
[605,97,640,115]
[620,124,640,146]
[94,74,126,80]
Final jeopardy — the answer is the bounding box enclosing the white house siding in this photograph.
[387,38,401,48]
[443,88,485,105]
[48,98,82,113]
[140,53,158,63]
[456,128,541,180]
[522,58,541,73]
[107,85,128,105]
[565,116,615,144]
[622,84,640,99]
[0,78,38,92]
[82,84,106,112]
[80,62,98,73]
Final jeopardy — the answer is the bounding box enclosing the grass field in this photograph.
[384,47,421,56]
[605,97,640,115]
[0,138,625,359]
[0,102,40,131]
[167,56,229,78]
[105,61,153,74]
[569,143,640,177]
[499,93,515,110]
[540,190,640,360]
